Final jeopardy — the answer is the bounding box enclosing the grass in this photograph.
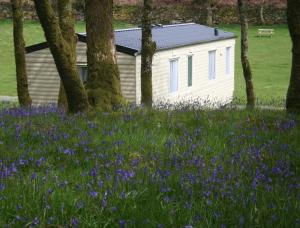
[0,105,299,227]
[0,20,292,106]
[220,24,292,106]
[0,19,132,97]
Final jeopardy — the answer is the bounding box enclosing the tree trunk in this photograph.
[259,4,265,25]
[206,3,213,26]
[57,0,77,111]
[33,0,89,113]
[238,0,255,109]
[286,0,300,113]
[85,0,123,111]
[11,0,32,107]
[141,0,156,107]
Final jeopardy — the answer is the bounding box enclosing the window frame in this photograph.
[169,58,179,93]
[208,50,216,80]
[226,47,232,76]
[77,64,88,83]
[187,55,193,87]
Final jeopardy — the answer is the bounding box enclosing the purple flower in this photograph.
[63,148,75,155]
[90,168,97,178]
[36,157,46,167]
[30,172,37,182]
[89,190,98,198]
[71,217,79,227]
[119,219,126,228]
[0,183,5,191]
[31,217,40,227]
[98,179,104,188]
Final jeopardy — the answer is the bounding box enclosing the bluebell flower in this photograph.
[89,190,98,198]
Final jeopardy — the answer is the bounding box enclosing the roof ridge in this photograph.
[115,23,197,33]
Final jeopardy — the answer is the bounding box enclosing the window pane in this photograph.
[226,47,231,75]
[170,59,178,93]
[188,56,193,87]
[77,66,88,83]
[209,51,216,80]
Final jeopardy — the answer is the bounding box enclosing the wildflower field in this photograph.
[0,105,299,227]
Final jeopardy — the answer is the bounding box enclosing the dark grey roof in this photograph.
[114,23,236,55]
[26,23,236,55]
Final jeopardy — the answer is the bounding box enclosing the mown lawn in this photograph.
[0,20,292,106]
[0,19,132,96]
[0,105,299,227]
[220,24,291,106]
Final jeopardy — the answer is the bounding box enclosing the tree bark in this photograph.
[85,0,123,111]
[11,0,32,107]
[286,0,300,113]
[141,0,156,107]
[259,4,265,25]
[206,3,213,26]
[33,0,89,113]
[57,0,77,111]
[238,0,255,109]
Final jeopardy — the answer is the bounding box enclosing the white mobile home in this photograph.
[25,23,236,105]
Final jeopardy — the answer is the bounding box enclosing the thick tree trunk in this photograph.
[141,0,156,107]
[238,0,255,109]
[11,0,32,107]
[57,0,77,111]
[86,0,123,110]
[286,0,300,113]
[33,0,89,113]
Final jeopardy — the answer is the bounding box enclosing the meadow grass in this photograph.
[0,19,132,97]
[0,105,299,227]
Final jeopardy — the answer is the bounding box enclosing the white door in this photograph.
[170,59,179,93]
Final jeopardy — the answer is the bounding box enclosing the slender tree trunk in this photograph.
[206,3,213,26]
[85,0,123,110]
[238,0,255,109]
[33,0,89,113]
[57,0,77,111]
[141,0,156,107]
[259,4,265,25]
[286,0,300,113]
[11,0,32,107]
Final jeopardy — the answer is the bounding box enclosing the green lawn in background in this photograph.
[0,20,292,106]
[0,19,132,96]
[220,24,291,106]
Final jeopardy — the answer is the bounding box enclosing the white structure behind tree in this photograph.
[25,23,236,106]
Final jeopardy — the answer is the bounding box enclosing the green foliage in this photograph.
[0,106,299,226]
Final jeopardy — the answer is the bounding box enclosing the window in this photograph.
[208,50,216,80]
[170,59,179,93]
[226,47,231,75]
[188,56,193,87]
[77,65,88,83]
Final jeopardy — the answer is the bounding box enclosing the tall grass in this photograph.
[0,105,299,227]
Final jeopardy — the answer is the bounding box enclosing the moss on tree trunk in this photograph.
[141,0,156,107]
[85,0,123,111]
[57,0,77,111]
[286,0,300,113]
[238,0,255,109]
[11,0,32,107]
[33,0,89,113]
